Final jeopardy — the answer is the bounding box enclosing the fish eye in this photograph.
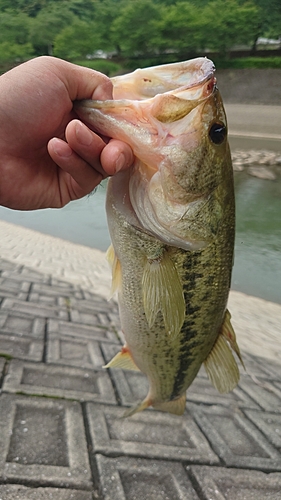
[209,123,227,145]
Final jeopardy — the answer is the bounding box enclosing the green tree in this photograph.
[0,12,31,44]
[111,0,162,56]
[201,0,261,56]
[0,41,34,64]
[53,20,101,60]
[0,0,49,16]
[29,3,76,55]
[155,2,204,54]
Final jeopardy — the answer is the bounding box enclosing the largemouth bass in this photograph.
[75,57,244,416]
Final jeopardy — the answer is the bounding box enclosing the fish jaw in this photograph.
[74,58,228,251]
[111,57,215,99]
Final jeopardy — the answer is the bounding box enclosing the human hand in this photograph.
[0,56,134,210]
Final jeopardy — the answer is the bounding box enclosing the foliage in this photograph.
[53,21,101,60]
[215,56,281,68]
[110,0,162,55]
[155,2,205,54]
[0,12,31,45]
[75,59,122,76]
[0,0,279,68]
[28,3,76,55]
[0,41,34,63]
[202,0,261,56]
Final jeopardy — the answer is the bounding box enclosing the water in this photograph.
[232,172,281,304]
[0,176,280,304]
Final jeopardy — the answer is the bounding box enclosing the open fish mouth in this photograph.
[74,58,226,251]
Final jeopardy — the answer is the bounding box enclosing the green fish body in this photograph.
[75,57,243,416]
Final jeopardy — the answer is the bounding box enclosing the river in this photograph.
[0,171,280,305]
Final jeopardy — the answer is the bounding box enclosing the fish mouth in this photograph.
[110,57,216,100]
[74,58,224,251]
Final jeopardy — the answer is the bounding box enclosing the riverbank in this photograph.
[0,218,280,363]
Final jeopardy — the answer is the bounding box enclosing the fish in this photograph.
[74,57,244,417]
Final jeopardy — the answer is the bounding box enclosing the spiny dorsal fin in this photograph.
[204,334,240,393]
[221,309,245,369]
[103,347,140,371]
[106,244,122,297]
[142,251,185,339]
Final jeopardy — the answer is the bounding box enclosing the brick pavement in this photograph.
[0,253,281,499]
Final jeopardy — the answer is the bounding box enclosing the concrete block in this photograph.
[0,311,45,338]
[245,410,281,449]
[0,356,5,381]
[69,297,118,315]
[190,465,281,499]
[1,298,68,321]
[0,277,30,300]
[47,318,119,343]
[0,334,43,361]
[0,484,93,499]
[101,343,149,406]
[186,374,259,409]
[47,334,105,369]
[259,357,281,381]
[241,352,276,379]
[0,394,92,489]
[3,359,116,404]
[238,376,281,411]
[86,403,219,464]
[31,282,84,299]
[95,455,199,500]
[190,404,281,470]
[0,259,21,272]
[1,269,49,284]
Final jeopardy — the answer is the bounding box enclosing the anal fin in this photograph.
[103,346,140,371]
[204,334,240,394]
[221,309,245,369]
[142,251,185,339]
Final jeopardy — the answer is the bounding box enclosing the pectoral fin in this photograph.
[142,251,185,339]
[103,346,140,371]
[106,244,122,297]
[204,334,240,393]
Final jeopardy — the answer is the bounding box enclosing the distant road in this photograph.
[225,104,281,151]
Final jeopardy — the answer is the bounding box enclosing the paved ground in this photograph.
[0,220,281,499]
[226,104,281,152]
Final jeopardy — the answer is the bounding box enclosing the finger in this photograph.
[100,139,135,176]
[48,57,114,101]
[47,137,105,202]
[65,120,106,175]
[65,120,134,176]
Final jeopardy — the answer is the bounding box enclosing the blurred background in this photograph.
[0,0,280,305]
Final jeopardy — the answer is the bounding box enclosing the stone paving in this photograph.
[0,237,281,499]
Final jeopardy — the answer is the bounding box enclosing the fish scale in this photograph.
[75,57,243,416]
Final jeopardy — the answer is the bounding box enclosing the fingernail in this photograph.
[52,138,72,157]
[75,121,93,146]
[115,153,125,173]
